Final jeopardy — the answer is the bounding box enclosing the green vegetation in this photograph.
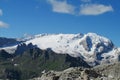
[0,48,90,80]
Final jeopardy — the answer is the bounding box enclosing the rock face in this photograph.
[94,62,120,80]
[80,36,93,51]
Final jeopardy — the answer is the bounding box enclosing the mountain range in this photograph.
[0,33,120,79]
[0,33,120,66]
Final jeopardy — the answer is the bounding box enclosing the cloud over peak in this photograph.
[80,4,113,15]
[48,0,75,14]
[47,0,114,16]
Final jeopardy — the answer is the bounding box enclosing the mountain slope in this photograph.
[0,47,90,80]
[0,37,21,47]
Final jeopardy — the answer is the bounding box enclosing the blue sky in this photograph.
[0,0,120,46]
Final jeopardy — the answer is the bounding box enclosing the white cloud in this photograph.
[48,0,75,14]
[47,0,114,16]
[0,21,9,28]
[0,9,3,16]
[79,4,113,15]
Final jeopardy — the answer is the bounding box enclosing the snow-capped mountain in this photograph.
[0,33,120,66]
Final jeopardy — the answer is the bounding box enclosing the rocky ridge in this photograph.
[31,62,120,80]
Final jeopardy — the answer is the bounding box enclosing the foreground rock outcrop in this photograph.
[31,62,120,80]
[31,67,101,80]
